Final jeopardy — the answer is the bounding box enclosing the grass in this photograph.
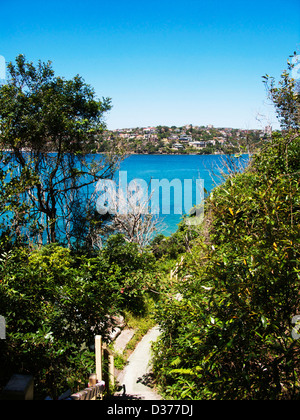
[113,296,157,362]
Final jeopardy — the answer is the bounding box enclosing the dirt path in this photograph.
[114,326,162,400]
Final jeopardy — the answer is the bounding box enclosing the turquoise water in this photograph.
[116,154,249,236]
[1,152,249,240]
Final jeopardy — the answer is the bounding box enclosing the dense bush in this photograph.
[153,133,300,399]
[0,237,156,398]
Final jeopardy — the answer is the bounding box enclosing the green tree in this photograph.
[0,55,123,246]
[0,244,123,398]
[263,52,300,131]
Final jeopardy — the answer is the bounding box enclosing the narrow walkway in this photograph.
[114,326,161,400]
[113,328,136,354]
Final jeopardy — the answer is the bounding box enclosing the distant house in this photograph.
[179,136,192,142]
[143,127,156,133]
[189,141,206,148]
[173,143,184,149]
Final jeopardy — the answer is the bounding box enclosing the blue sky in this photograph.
[0,0,299,130]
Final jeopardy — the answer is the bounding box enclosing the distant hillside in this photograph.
[98,124,272,155]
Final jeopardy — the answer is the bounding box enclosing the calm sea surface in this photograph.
[116,154,249,236]
[2,152,249,239]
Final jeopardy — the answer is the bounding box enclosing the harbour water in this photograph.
[117,153,249,236]
[0,152,249,241]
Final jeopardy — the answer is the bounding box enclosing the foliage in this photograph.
[0,55,123,246]
[150,221,199,261]
[0,236,157,398]
[102,234,157,314]
[152,56,300,399]
[1,53,299,401]
[263,52,300,131]
[153,130,300,400]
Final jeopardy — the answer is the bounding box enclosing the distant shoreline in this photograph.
[0,148,253,158]
[0,149,239,157]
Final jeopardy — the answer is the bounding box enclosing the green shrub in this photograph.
[153,134,300,399]
[0,235,160,398]
[0,244,122,398]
